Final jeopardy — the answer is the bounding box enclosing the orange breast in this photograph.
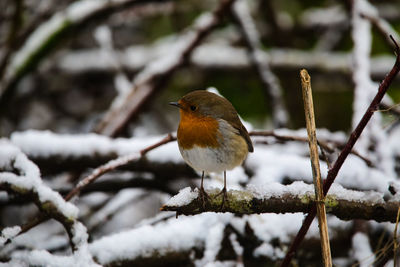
[177,110,220,149]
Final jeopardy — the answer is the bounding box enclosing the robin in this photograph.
[170,90,253,208]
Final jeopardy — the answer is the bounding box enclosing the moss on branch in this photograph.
[161,187,399,222]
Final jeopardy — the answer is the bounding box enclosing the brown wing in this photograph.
[238,124,254,152]
[216,100,253,153]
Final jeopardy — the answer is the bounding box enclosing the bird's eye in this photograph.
[190,105,197,111]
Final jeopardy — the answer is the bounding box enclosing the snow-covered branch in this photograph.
[56,43,397,77]
[161,183,399,222]
[0,140,96,264]
[231,0,288,127]
[94,0,236,137]
[0,0,170,105]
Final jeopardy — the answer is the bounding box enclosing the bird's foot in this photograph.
[215,187,228,210]
[199,187,210,209]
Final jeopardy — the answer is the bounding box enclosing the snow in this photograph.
[13,249,100,267]
[229,233,243,257]
[11,130,182,163]
[194,13,214,29]
[247,181,384,204]
[0,139,78,219]
[351,232,374,267]
[195,222,225,266]
[89,213,234,265]
[247,128,394,193]
[248,181,313,199]
[300,5,347,27]
[6,0,135,83]
[253,242,284,260]
[351,0,390,174]
[165,187,199,207]
[0,226,21,246]
[248,213,318,244]
[12,221,98,267]
[57,43,394,76]
[233,0,288,126]
[87,189,143,230]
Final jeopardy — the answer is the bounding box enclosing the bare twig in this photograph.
[318,141,333,170]
[300,69,332,266]
[280,36,400,267]
[66,133,175,200]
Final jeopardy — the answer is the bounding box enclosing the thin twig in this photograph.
[300,69,332,267]
[360,12,400,51]
[66,133,175,200]
[280,36,400,267]
[318,141,332,170]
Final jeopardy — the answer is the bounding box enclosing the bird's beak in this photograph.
[169,102,182,108]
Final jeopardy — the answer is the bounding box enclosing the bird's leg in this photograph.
[216,171,228,210]
[199,171,210,208]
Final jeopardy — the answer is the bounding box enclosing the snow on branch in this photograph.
[280,34,400,266]
[11,130,179,162]
[0,140,96,265]
[56,43,398,77]
[0,0,169,103]
[10,129,395,193]
[89,213,234,266]
[161,182,399,223]
[12,222,100,267]
[10,130,187,175]
[0,139,78,221]
[231,0,288,127]
[94,0,236,137]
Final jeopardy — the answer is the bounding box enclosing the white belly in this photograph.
[179,119,248,173]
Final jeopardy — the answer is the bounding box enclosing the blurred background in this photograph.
[1,0,399,137]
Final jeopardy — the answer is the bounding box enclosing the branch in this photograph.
[15,133,177,237]
[160,183,399,223]
[10,130,190,175]
[230,0,288,127]
[94,0,236,137]
[300,69,332,266]
[11,129,373,172]
[280,36,400,266]
[0,0,23,80]
[65,133,175,200]
[0,0,170,108]
[250,130,373,167]
[0,140,90,253]
[57,44,399,77]
[361,12,400,51]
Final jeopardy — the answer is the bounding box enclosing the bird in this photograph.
[170,90,253,209]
